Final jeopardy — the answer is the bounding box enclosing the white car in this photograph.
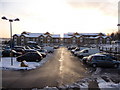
[76,48,100,58]
[74,47,88,55]
[43,46,54,53]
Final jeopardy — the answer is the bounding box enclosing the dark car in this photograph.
[53,46,59,49]
[81,56,88,64]
[2,49,22,57]
[95,53,117,60]
[17,52,43,62]
[37,49,47,58]
[86,54,119,68]
[22,49,36,54]
[13,46,25,52]
[68,46,76,50]
[23,49,47,58]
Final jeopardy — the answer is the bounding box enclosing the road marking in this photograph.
[58,48,64,86]
[59,48,64,74]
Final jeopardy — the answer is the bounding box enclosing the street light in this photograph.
[1,16,20,66]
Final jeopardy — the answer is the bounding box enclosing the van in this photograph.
[76,48,100,58]
[43,46,54,53]
[74,47,88,56]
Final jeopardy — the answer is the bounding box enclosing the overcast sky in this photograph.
[0,0,119,38]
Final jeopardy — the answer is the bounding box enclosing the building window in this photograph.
[40,37,44,39]
[80,37,83,42]
[99,38,102,44]
[73,40,76,43]
[29,38,34,41]
[106,38,110,44]
[36,38,38,41]
[14,39,17,41]
[64,39,67,42]
[56,39,58,42]
[21,36,24,41]
[73,37,76,40]
[40,39,43,42]
[14,42,17,45]
[47,37,50,39]
[48,39,50,42]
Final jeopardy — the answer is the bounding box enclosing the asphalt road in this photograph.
[2,47,89,88]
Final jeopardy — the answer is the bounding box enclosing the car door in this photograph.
[96,56,106,66]
[24,53,33,61]
[104,56,113,67]
[83,50,89,56]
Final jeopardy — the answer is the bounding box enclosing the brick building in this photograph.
[63,32,111,46]
[13,32,61,46]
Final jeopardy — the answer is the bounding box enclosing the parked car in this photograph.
[95,53,117,60]
[22,49,36,54]
[73,47,88,55]
[13,46,25,52]
[0,50,2,57]
[37,49,47,53]
[53,46,59,49]
[17,51,43,62]
[86,54,119,68]
[37,49,47,58]
[76,48,100,58]
[67,46,76,50]
[81,56,88,64]
[71,47,80,54]
[43,46,54,53]
[2,49,22,57]
[3,45,10,50]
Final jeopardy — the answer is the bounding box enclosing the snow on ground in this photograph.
[0,55,50,70]
[97,77,120,90]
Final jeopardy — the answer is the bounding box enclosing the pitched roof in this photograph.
[51,34,60,38]
[21,33,60,38]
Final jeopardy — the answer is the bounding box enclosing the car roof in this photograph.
[90,53,106,57]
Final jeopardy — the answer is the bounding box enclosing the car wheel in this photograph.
[114,64,119,68]
[92,64,97,68]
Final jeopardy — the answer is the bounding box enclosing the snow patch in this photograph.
[1,55,50,70]
[97,77,120,89]
[92,68,102,76]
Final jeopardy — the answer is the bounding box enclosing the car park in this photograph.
[86,54,119,68]
[17,52,43,62]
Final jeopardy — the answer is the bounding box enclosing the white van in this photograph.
[76,48,100,58]
[43,46,54,53]
[74,47,88,55]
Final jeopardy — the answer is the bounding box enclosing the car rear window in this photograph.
[93,56,106,60]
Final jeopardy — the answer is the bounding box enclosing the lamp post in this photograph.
[1,16,20,66]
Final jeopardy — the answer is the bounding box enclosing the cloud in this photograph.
[67,1,118,17]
